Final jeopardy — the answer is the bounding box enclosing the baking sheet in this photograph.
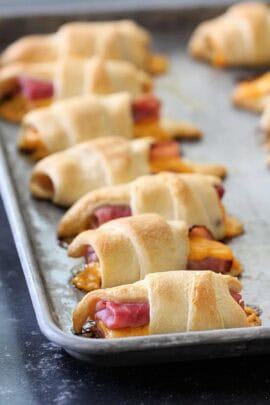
[1,3,270,365]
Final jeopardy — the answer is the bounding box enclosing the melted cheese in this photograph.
[72,263,101,292]
[150,157,194,173]
[0,93,52,123]
[242,74,270,97]
[189,236,233,261]
[133,120,170,140]
[234,73,270,111]
[19,126,48,160]
[146,54,168,75]
[245,306,261,327]
[189,235,242,276]
[224,215,244,238]
[97,320,149,338]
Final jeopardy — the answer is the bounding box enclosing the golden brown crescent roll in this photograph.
[57,172,243,241]
[0,58,153,123]
[30,137,227,206]
[189,3,270,68]
[1,20,168,74]
[72,270,260,338]
[232,72,270,112]
[68,214,242,294]
[69,214,189,289]
[18,92,202,159]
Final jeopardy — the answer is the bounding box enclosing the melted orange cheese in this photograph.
[189,235,242,276]
[235,73,270,100]
[72,263,101,292]
[97,320,149,338]
[219,204,243,239]
[189,236,233,261]
[224,215,244,239]
[245,306,261,327]
[150,156,194,173]
[0,93,52,123]
[133,120,170,140]
[146,54,168,75]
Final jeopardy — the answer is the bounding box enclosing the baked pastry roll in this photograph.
[58,172,243,241]
[1,20,167,75]
[0,58,152,122]
[68,213,242,294]
[30,137,227,206]
[18,92,201,159]
[189,3,270,68]
[232,72,270,112]
[72,270,260,338]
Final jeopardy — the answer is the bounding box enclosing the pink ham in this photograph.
[85,245,99,263]
[189,225,215,240]
[150,140,181,160]
[132,94,161,123]
[215,184,225,199]
[92,205,132,228]
[95,300,150,329]
[230,291,245,309]
[19,76,54,100]
[187,257,233,273]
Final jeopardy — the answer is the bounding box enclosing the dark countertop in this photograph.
[0,199,270,404]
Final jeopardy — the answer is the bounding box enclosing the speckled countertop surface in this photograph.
[0,197,270,403]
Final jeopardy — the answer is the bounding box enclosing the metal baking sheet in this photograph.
[1,2,270,366]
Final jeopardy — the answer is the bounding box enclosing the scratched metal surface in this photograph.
[1,4,270,364]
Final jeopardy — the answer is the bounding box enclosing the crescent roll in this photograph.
[1,20,168,75]
[232,72,270,112]
[18,92,202,159]
[189,3,270,68]
[57,172,243,241]
[68,213,242,295]
[30,137,227,206]
[0,58,153,122]
[72,270,260,338]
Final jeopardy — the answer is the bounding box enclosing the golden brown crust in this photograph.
[189,3,270,67]
[72,270,251,335]
[159,118,202,140]
[245,306,262,327]
[232,72,270,113]
[30,137,151,206]
[57,172,226,241]
[19,93,134,156]
[1,20,164,73]
[68,213,189,289]
[0,59,152,122]
[30,136,227,207]
[181,159,227,178]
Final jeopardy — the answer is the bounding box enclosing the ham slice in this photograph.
[215,184,225,199]
[92,205,132,228]
[150,140,181,160]
[95,300,150,329]
[132,94,161,123]
[85,245,99,264]
[189,225,215,240]
[19,76,54,100]
[230,291,245,309]
[187,257,233,273]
